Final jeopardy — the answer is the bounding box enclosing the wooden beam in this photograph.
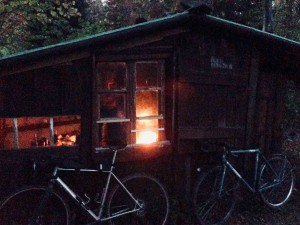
[179,74,248,87]
[103,27,188,51]
[178,127,245,139]
[0,51,90,77]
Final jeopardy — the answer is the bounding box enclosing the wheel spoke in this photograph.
[108,174,169,225]
[259,156,294,208]
[193,167,236,225]
[0,186,69,225]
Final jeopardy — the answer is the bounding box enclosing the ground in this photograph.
[228,140,300,225]
[228,187,300,225]
[170,140,300,225]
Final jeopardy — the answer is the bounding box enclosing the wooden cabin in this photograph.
[0,8,300,197]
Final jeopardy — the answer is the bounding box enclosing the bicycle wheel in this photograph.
[107,173,169,225]
[0,185,70,225]
[193,166,237,225]
[259,155,294,208]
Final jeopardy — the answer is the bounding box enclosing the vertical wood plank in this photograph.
[245,49,259,148]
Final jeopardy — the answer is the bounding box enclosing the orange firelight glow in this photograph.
[136,110,158,144]
[136,131,157,144]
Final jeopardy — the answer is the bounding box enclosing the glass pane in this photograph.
[53,115,81,146]
[0,116,81,150]
[0,118,14,149]
[99,123,127,147]
[100,94,126,119]
[136,91,159,117]
[136,62,160,88]
[136,119,159,144]
[97,62,126,90]
[17,117,50,148]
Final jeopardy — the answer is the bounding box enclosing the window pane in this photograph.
[100,94,126,119]
[136,119,159,144]
[97,62,126,90]
[0,115,81,150]
[53,115,81,146]
[17,117,50,148]
[136,62,160,88]
[0,118,14,149]
[136,91,159,117]
[99,123,127,147]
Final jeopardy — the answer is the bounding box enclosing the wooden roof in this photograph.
[0,10,300,74]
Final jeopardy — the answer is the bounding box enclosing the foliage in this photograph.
[0,0,32,55]
[213,0,264,29]
[273,0,300,41]
[26,0,82,47]
[103,0,174,30]
[1,0,299,58]
[0,0,85,56]
[283,80,300,132]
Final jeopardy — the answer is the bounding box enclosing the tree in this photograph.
[0,0,32,55]
[263,0,273,32]
[25,0,83,48]
[273,0,300,41]
[103,0,180,29]
[0,0,84,56]
[212,0,264,29]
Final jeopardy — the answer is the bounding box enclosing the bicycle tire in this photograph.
[259,155,294,208]
[193,166,237,225]
[0,185,70,225]
[107,173,169,225]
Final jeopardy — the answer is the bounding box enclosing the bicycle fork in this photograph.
[218,165,227,198]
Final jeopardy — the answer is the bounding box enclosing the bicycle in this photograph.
[0,146,169,225]
[193,142,294,225]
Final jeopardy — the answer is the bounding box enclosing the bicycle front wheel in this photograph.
[0,186,70,225]
[108,173,169,225]
[259,155,294,208]
[193,166,237,225]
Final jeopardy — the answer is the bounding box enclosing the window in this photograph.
[96,62,129,148]
[95,60,165,149]
[0,115,81,150]
[134,62,165,144]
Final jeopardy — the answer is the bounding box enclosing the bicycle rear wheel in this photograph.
[0,185,70,225]
[193,166,237,225]
[108,173,169,225]
[259,155,294,208]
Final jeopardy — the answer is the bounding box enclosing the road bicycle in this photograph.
[193,142,294,225]
[0,146,169,225]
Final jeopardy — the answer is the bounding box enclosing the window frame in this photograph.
[94,59,166,149]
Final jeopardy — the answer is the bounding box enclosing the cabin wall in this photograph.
[172,31,288,194]
[0,57,93,196]
[252,67,287,154]
[0,30,290,202]
[176,32,251,152]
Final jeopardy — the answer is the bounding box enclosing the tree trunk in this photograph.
[263,0,273,32]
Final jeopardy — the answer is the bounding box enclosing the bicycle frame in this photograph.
[219,148,281,194]
[48,150,143,223]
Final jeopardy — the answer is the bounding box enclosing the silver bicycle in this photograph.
[0,146,169,225]
[193,142,294,225]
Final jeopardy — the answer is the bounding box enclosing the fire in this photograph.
[136,110,158,144]
[135,90,159,144]
[136,131,157,144]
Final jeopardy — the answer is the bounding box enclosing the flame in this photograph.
[136,131,157,144]
[135,91,159,144]
[136,110,158,144]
